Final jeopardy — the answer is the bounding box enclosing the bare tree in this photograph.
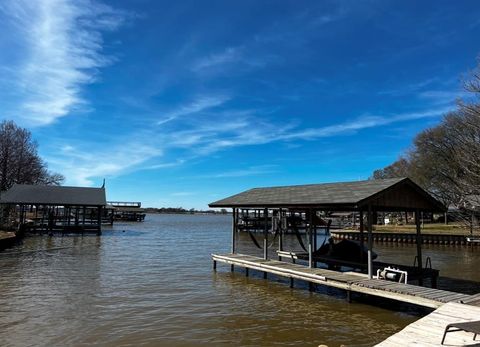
[0,120,64,191]
[371,56,480,230]
[372,157,411,180]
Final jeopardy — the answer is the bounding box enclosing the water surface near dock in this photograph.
[0,214,479,347]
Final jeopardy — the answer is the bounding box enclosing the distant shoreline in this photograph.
[144,210,231,215]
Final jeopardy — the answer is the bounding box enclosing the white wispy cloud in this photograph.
[277,107,452,141]
[45,105,450,186]
[418,90,469,104]
[157,95,230,125]
[187,3,352,77]
[0,0,126,126]
[378,78,468,107]
[192,47,243,71]
[46,139,163,186]
[204,165,278,178]
[170,192,195,197]
[191,44,279,74]
[155,106,452,157]
[378,78,439,96]
[146,160,186,170]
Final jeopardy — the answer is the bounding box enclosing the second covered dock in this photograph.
[209,177,453,306]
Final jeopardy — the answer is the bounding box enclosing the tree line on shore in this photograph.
[144,207,228,214]
[0,120,64,191]
[372,58,480,214]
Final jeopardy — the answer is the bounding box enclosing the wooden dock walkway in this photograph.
[212,253,471,309]
[376,302,480,346]
[332,230,473,246]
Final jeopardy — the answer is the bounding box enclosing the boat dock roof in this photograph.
[0,184,106,206]
[209,177,445,212]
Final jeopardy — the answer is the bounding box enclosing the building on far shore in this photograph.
[0,184,106,234]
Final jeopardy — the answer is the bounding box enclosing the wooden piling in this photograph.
[212,253,471,309]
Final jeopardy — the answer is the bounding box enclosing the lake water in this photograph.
[0,214,479,347]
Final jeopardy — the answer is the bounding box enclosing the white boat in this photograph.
[466,236,480,243]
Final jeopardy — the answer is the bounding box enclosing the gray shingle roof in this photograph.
[0,184,106,206]
[209,177,445,211]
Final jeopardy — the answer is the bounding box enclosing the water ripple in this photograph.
[1,214,473,346]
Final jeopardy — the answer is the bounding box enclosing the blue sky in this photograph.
[0,0,479,209]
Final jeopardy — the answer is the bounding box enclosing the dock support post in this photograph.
[347,290,352,303]
[359,210,364,261]
[290,278,294,288]
[232,208,237,254]
[213,260,217,271]
[309,282,314,292]
[263,272,267,279]
[314,224,318,268]
[415,209,423,286]
[230,264,234,272]
[278,208,283,260]
[20,205,25,225]
[97,206,102,235]
[308,208,313,269]
[82,206,86,228]
[245,268,249,277]
[263,208,268,260]
[367,205,373,279]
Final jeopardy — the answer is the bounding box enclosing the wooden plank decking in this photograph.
[376,302,480,346]
[212,253,471,309]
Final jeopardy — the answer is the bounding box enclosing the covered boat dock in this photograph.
[107,201,146,222]
[0,184,107,234]
[208,178,464,307]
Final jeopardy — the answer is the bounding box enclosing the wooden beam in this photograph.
[359,210,364,262]
[278,208,283,260]
[97,206,102,235]
[415,209,423,286]
[313,211,317,268]
[40,205,45,232]
[367,205,373,279]
[263,208,268,260]
[308,208,313,268]
[231,208,236,254]
[20,204,25,225]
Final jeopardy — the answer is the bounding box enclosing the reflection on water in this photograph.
[0,214,478,346]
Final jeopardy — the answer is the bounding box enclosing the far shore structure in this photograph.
[208,177,466,307]
[0,184,107,234]
[107,201,146,222]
